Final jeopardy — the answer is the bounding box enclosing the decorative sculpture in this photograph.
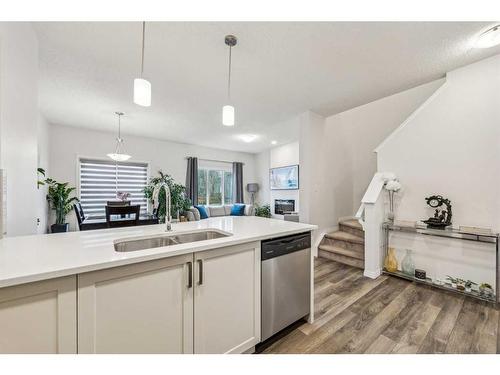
[422,195,452,229]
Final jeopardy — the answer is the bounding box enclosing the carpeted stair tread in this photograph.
[339,219,363,230]
[325,230,364,244]
[318,244,364,260]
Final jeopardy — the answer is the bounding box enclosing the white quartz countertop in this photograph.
[0,216,316,288]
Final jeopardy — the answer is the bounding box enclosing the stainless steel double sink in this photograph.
[114,229,231,252]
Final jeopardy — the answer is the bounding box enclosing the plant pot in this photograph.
[51,223,69,233]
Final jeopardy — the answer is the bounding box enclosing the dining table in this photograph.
[79,213,159,231]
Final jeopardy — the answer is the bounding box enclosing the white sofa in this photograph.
[185,204,254,221]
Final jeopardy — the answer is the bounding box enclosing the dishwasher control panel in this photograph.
[261,232,311,260]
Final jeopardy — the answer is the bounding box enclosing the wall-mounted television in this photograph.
[270,165,299,190]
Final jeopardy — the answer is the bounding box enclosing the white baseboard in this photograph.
[363,268,382,279]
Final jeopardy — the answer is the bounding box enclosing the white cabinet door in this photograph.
[194,242,260,354]
[78,254,194,353]
[0,276,77,353]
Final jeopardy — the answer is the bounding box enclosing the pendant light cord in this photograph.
[141,21,146,77]
[227,45,232,101]
[118,113,122,140]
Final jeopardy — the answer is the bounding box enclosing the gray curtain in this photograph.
[232,162,244,203]
[185,157,198,205]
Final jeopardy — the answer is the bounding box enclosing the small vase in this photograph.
[401,249,415,276]
[384,247,398,273]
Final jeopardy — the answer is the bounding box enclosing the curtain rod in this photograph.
[186,157,245,166]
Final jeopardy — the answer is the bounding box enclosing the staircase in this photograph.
[318,219,365,269]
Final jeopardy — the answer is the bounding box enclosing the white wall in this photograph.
[255,149,270,205]
[269,142,299,217]
[297,81,443,252]
[326,79,444,210]
[255,141,300,218]
[36,114,50,234]
[0,23,40,236]
[376,53,500,288]
[378,54,500,231]
[49,124,258,231]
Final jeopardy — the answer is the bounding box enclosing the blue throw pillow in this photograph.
[230,204,245,216]
[194,205,209,219]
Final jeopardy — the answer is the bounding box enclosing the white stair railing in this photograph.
[357,172,394,279]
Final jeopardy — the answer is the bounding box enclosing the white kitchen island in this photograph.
[0,216,316,354]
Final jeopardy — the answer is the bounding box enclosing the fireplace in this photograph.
[274,199,295,215]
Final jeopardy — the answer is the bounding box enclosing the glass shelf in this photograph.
[383,222,499,304]
[384,222,498,244]
[382,269,497,303]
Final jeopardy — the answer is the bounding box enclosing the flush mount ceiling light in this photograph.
[222,35,237,126]
[107,112,131,161]
[134,22,151,106]
[271,140,277,145]
[238,134,258,143]
[474,24,500,48]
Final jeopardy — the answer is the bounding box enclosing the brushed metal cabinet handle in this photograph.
[187,261,193,288]
[197,259,203,285]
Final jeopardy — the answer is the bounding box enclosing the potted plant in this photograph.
[143,171,191,222]
[455,278,466,291]
[465,280,477,293]
[45,178,79,233]
[254,204,271,218]
[479,283,494,298]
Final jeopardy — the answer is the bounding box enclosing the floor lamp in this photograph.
[246,183,259,205]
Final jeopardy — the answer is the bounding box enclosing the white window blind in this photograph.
[79,158,148,218]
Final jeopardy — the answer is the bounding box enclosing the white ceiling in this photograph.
[35,22,500,153]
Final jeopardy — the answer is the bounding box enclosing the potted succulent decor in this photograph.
[479,283,494,298]
[455,278,466,291]
[254,204,272,218]
[446,276,458,289]
[143,171,191,222]
[465,280,477,293]
[45,178,79,233]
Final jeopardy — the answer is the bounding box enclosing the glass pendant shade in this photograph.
[107,152,131,162]
[108,112,131,161]
[107,138,131,161]
[134,78,151,107]
[222,105,235,126]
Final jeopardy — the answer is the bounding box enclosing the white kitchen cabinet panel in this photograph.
[0,276,77,353]
[78,254,193,353]
[194,241,260,354]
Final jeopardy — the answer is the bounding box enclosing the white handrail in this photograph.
[356,172,395,230]
[355,203,365,227]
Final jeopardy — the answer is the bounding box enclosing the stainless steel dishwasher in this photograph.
[261,232,311,342]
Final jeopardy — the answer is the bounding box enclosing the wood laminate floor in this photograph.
[263,257,499,354]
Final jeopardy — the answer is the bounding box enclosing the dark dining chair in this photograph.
[73,202,86,231]
[105,205,140,228]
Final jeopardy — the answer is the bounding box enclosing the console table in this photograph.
[382,222,498,303]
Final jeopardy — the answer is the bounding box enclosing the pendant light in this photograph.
[134,21,151,106]
[107,112,131,161]
[222,35,237,126]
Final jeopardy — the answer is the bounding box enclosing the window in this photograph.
[197,161,233,205]
[79,158,148,218]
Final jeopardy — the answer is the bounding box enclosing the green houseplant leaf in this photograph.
[143,171,191,222]
[45,178,79,225]
[255,204,271,218]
